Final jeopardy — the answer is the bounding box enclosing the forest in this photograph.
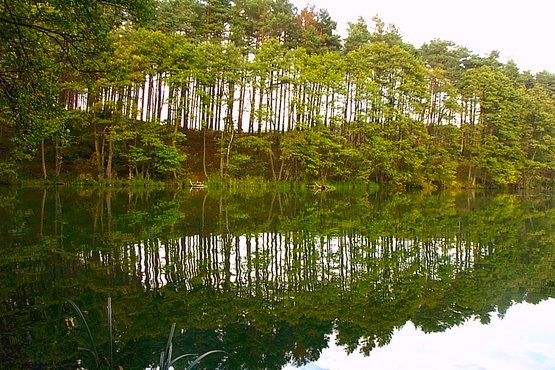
[2,0,555,189]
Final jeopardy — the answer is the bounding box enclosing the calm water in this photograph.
[0,186,554,369]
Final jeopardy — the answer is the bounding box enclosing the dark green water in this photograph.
[1,186,554,369]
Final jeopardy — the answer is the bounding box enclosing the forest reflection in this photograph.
[0,187,554,369]
[122,232,480,293]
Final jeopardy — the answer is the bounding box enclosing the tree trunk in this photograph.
[220,129,225,178]
[41,139,47,180]
[269,144,277,181]
[106,133,113,181]
[55,141,62,177]
[237,78,245,133]
[203,126,208,179]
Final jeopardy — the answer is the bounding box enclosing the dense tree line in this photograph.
[2,0,555,189]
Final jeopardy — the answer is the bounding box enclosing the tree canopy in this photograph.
[1,1,555,189]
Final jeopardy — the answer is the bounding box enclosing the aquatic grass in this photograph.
[66,299,104,368]
[157,323,228,370]
[67,299,228,369]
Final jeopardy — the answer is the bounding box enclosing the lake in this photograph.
[0,186,554,369]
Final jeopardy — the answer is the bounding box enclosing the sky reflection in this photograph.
[285,299,555,370]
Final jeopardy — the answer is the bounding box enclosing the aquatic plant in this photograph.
[66,299,227,369]
[157,323,228,370]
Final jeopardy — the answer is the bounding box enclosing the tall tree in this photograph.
[293,5,341,54]
[0,0,153,171]
[343,16,371,53]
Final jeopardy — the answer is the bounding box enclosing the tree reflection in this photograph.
[0,188,554,368]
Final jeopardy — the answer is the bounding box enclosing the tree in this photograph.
[369,15,413,52]
[149,0,204,40]
[229,0,297,51]
[293,5,341,54]
[0,0,153,172]
[343,17,371,53]
[279,127,351,180]
[458,66,528,186]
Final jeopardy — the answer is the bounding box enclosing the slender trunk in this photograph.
[258,82,264,134]
[106,132,113,181]
[248,83,256,133]
[220,129,225,177]
[146,74,154,121]
[94,126,101,176]
[141,79,146,121]
[278,158,284,181]
[277,75,284,133]
[157,73,164,121]
[55,141,62,177]
[237,78,245,133]
[167,84,174,125]
[226,129,234,168]
[269,143,277,181]
[174,86,182,133]
[203,126,208,179]
[183,82,190,130]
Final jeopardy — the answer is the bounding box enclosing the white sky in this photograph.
[283,299,555,370]
[290,0,555,73]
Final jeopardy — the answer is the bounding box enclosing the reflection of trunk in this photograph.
[268,193,276,223]
[41,140,47,180]
[201,192,207,235]
[222,195,232,289]
[277,192,283,215]
[246,236,252,288]
[40,189,46,236]
[223,234,231,290]
[54,190,62,247]
[105,189,112,234]
[99,191,105,234]
[93,194,100,234]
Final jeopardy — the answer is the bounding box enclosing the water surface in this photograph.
[0,187,554,369]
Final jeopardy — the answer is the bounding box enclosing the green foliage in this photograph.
[0,0,154,153]
[280,127,350,180]
[0,161,18,184]
[344,17,371,53]
[67,299,226,370]
[2,188,555,368]
[2,0,555,189]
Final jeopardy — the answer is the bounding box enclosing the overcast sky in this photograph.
[282,299,555,370]
[290,0,555,73]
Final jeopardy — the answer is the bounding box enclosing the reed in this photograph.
[66,299,104,368]
[157,323,228,370]
[66,299,227,369]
